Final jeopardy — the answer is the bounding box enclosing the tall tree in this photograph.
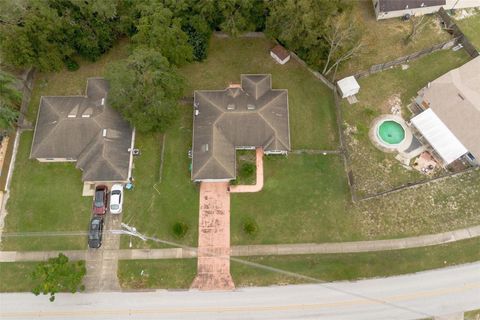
[0,1,73,71]
[266,0,353,70]
[0,71,22,129]
[132,1,193,66]
[105,48,185,133]
[321,14,363,77]
[31,253,86,302]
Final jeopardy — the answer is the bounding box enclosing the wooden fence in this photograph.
[437,7,479,58]
[353,37,457,79]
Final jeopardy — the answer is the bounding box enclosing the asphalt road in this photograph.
[1,262,479,320]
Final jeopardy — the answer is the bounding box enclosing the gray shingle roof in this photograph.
[420,56,480,161]
[30,78,133,182]
[378,0,445,12]
[192,74,290,181]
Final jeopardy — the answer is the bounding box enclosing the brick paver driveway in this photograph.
[191,182,234,291]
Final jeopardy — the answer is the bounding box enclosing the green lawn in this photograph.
[342,48,470,197]
[336,1,451,79]
[180,37,338,150]
[120,105,199,249]
[1,132,91,251]
[455,11,480,50]
[231,237,480,286]
[231,154,353,245]
[0,262,38,292]
[118,237,480,289]
[118,259,197,289]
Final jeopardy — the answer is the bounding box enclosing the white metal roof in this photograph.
[411,108,468,164]
[337,76,360,97]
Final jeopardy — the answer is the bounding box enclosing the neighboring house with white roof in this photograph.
[410,56,480,166]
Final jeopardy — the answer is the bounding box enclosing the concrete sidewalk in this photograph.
[2,225,479,262]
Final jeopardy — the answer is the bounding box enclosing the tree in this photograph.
[0,1,73,71]
[0,71,22,129]
[132,1,193,66]
[105,48,185,133]
[0,0,124,70]
[321,14,363,78]
[405,15,429,44]
[31,253,86,302]
[266,0,353,69]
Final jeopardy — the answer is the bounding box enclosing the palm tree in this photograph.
[0,70,21,129]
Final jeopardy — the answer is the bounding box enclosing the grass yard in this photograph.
[352,169,480,239]
[118,259,197,289]
[231,237,480,286]
[120,105,199,249]
[0,262,38,292]
[231,154,353,244]
[118,237,480,290]
[180,37,338,150]
[342,48,470,197]
[336,1,451,79]
[455,10,480,50]
[1,132,91,251]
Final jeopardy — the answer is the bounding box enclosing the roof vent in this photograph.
[227,104,235,110]
[67,105,79,118]
[82,107,93,118]
[102,129,107,137]
[247,104,256,110]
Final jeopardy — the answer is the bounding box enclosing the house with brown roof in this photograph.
[410,56,480,166]
[30,78,135,191]
[191,74,290,182]
[372,0,480,20]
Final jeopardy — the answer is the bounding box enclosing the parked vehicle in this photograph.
[93,185,108,215]
[109,184,123,214]
[88,216,104,249]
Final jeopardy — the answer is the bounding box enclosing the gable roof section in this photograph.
[30,78,133,182]
[419,56,480,162]
[192,74,290,181]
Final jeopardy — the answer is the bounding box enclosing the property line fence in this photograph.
[358,167,479,202]
[437,7,479,58]
[352,37,458,79]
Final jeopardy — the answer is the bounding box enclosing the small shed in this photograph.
[337,76,360,98]
[270,45,290,65]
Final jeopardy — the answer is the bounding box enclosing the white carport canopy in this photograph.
[411,108,468,164]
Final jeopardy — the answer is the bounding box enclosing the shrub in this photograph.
[240,163,255,177]
[243,218,259,237]
[64,57,79,71]
[172,222,189,239]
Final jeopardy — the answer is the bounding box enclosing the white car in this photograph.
[109,184,123,214]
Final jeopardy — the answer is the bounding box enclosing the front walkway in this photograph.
[190,182,234,291]
[3,225,479,262]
